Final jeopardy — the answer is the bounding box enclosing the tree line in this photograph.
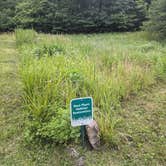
[0,0,165,37]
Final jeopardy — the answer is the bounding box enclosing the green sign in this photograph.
[70,97,93,127]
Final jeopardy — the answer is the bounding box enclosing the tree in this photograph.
[2,0,147,33]
[0,0,20,31]
[145,0,166,39]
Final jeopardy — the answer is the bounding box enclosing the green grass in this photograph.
[15,29,37,46]
[16,30,166,143]
[0,32,166,165]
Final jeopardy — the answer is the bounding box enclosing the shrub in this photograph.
[38,109,80,143]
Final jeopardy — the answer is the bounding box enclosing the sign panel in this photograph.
[70,97,93,127]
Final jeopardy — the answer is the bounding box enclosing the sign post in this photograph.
[80,125,86,147]
[70,97,93,147]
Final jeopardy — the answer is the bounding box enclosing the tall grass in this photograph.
[15,29,37,46]
[16,30,166,143]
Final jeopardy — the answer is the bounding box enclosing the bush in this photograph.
[38,109,80,143]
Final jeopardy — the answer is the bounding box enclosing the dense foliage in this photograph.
[144,0,166,39]
[0,0,20,31]
[0,0,149,33]
[16,29,166,143]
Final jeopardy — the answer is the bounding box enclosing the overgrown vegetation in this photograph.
[1,31,166,165]
[15,29,166,144]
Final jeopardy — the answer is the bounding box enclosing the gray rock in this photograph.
[86,120,100,150]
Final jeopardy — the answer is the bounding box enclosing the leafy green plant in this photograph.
[38,109,80,143]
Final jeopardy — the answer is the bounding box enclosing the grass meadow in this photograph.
[0,30,165,165]
[15,29,166,144]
